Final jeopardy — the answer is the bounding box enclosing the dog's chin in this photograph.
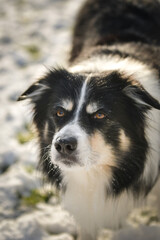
[52,155,82,170]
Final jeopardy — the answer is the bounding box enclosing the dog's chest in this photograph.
[62,169,134,235]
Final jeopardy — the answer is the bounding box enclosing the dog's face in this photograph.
[50,72,125,170]
[18,68,160,193]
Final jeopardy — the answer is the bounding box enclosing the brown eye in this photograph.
[56,109,65,117]
[94,112,106,119]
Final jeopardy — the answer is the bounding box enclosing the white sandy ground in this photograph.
[0,0,160,239]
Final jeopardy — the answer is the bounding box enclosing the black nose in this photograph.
[54,137,77,155]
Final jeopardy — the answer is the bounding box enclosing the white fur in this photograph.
[74,75,91,121]
[69,55,154,80]
[69,55,159,99]
[62,167,141,240]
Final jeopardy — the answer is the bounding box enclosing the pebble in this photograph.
[0,215,48,240]
[35,204,77,237]
[0,151,17,173]
[49,233,74,240]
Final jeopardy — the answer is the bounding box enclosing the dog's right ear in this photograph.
[17,80,50,102]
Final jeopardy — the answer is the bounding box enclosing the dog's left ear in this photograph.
[123,84,160,110]
[17,80,50,102]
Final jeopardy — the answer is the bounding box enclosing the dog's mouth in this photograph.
[56,154,80,167]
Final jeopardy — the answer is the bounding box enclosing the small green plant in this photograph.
[17,124,34,144]
[24,44,41,60]
[16,0,25,7]
[21,189,53,207]
[147,215,159,224]
[141,209,159,224]
[25,165,34,174]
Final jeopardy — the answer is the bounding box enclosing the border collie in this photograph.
[18,0,160,239]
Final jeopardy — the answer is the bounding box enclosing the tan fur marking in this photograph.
[86,102,99,114]
[62,99,73,111]
[43,122,49,140]
[89,131,116,173]
[119,129,130,152]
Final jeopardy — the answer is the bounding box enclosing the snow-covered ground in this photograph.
[0,0,160,239]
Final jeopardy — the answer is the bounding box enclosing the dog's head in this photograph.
[18,68,160,193]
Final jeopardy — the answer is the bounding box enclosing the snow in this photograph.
[0,0,160,239]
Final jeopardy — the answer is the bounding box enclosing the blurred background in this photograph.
[0,0,160,239]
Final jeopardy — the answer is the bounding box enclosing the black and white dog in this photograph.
[18,0,160,239]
